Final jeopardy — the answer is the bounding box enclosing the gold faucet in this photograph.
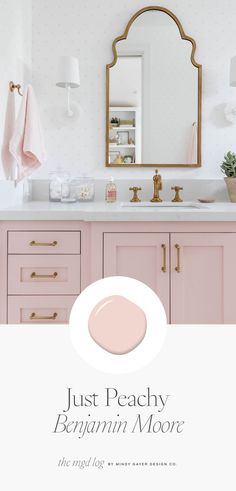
[171,186,183,202]
[129,186,142,202]
[150,169,162,202]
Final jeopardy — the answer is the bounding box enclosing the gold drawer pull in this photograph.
[31,271,58,279]
[161,244,167,272]
[30,312,58,320]
[29,240,58,247]
[175,244,181,273]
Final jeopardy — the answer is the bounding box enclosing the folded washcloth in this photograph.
[9,84,46,182]
[1,90,16,179]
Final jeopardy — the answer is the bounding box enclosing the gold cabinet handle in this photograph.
[161,244,167,272]
[31,272,58,279]
[30,312,58,320]
[175,244,181,272]
[29,240,58,247]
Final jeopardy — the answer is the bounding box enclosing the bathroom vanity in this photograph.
[1,201,236,325]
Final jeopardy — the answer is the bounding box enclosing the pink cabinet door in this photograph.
[104,233,169,319]
[171,233,236,324]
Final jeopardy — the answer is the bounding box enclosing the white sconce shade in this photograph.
[230,56,236,87]
[56,56,80,88]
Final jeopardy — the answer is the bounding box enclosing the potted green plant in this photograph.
[110,117,120,127]
[221,151,236,202]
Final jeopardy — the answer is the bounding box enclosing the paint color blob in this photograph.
[88,295,147,355]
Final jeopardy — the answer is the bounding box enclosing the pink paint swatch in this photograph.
[88,295,147,355]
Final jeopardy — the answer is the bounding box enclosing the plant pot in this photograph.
[225,177,236,202]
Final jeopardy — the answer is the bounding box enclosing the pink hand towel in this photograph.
[9,84,46,182]
[1,91,16,179]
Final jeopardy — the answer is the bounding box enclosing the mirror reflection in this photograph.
[106,7,201,167]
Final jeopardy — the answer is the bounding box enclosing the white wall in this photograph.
[0,0,32,179]
[110,56,142,107]
[115,13,198,164]
[28,0,236,178]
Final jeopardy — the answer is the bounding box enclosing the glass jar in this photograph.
[69,177,95,202]
[49,169,70,202]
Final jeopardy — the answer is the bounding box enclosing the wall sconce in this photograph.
[225,56,236,123]
[56,56,80,116]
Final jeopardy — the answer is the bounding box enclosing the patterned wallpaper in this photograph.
[30,0,236,179]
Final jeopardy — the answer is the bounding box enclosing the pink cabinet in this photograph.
[103,230,236,324]
[170,233,236,324]
[103,232,170,319]
[1,220,236,325]
[0,221,89,324]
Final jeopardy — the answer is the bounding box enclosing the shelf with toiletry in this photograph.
[109,107,141,164]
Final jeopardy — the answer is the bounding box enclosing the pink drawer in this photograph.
[8,231,81,254]
[8,255,81,295]
[8,296,77,324]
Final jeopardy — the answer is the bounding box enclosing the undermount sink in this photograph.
[121,201,207,209]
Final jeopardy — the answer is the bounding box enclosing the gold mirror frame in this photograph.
[106,6,202,168]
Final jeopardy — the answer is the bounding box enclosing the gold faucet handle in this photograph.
[171,186,183,203]
[129,186,142,203]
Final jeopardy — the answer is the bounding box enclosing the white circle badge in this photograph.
[69,276,167,374]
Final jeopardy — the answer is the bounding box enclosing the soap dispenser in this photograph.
[105,177,117,203]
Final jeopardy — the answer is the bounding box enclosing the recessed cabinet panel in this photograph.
[103,232,169,319]
[171,233,236,324]
[8,255,81,295]
[8,296,77,324]
[8,231,81,254]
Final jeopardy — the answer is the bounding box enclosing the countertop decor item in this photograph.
[106,177,117,203]
[198,198,215,203]
[69,177,95,202]
[49,169,70,202]
[221,151,236,202]
[56,56,80,117]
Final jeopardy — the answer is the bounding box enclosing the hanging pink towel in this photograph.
[187,122,198,164]
[1,91,16,179]
[9,84,46,182]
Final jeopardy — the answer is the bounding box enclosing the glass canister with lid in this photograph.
[69,176,95,202]
[49,168,70,202]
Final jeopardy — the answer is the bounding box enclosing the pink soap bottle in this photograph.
[105,177,117,203]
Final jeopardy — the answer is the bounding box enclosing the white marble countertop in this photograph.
[0,200,236,221]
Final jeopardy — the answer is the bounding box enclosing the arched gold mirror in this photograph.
[106,6,202,167]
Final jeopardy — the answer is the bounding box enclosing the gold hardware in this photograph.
[150,169,162,202]
[31,272,58,279]
[30,312,58,321]
[9,81,23,96]
[106,6,202,168]
[175,244,181,272]
[129,186,142,202]
[29,240,58,247]
[171,186,183,202]
[161,244,167,272]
